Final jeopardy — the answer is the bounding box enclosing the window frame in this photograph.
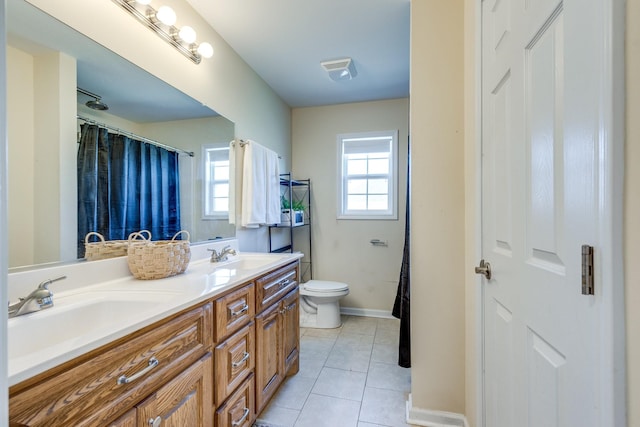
[336,130,398,220]
[202,143,231,219]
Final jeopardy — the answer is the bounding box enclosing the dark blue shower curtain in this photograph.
[77,124,181,257]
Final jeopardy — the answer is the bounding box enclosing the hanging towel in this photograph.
[228,140,238,225]
[230,139,281,228]
[265,148,281,224]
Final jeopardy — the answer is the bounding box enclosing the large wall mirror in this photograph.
[6,0,236,270]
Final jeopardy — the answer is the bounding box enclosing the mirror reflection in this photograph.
[6,0,236,269]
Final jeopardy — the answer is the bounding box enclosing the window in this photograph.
[337,130,398,219]
[203,144,230,218]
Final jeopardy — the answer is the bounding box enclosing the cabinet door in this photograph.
[109,409,136,427]
[281,288,300,376]
[136,353,213,427]
[255,302,282,413]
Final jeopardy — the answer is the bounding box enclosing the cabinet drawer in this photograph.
[9,302,213,427]
[214,322,255,406]
[256,262,298,313]
[215,283,255,341]
[215,373,255,427]
[137,352,213,427]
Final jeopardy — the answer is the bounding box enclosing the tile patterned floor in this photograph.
[254,315,415,427]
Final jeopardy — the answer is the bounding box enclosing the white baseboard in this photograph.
[406,394,468,427]
[340,306,395,319]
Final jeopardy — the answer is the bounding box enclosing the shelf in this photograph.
[270,223,309,229]
[269,173,312,281]
[270,245,293,253]
[279,178,308,187]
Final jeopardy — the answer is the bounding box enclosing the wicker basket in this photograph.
[84,230,151,261]
[127,230,191,280]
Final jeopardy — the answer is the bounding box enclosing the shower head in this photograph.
[77,87,109,111]
[85,99,109,111]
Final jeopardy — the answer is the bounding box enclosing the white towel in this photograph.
[230,139,281,228]
[266,149,281,224]
[228,140,238,225]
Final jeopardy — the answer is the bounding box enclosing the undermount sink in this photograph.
[213,254,281,271]
[8,290,178,360]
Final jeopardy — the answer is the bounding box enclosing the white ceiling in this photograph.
[7,0,410,122]
[187,0,411,108]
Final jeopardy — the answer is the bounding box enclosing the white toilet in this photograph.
[299,280,350,329]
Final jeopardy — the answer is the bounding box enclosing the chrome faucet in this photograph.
[208,245,237,263]
[8,276,66,318]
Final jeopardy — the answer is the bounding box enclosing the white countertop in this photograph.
[8,249,302,387]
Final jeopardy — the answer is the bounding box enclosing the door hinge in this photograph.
[581,245,594,295]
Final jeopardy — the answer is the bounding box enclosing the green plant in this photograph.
[281,195,306,211]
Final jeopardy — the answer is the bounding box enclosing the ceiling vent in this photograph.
[320,58,357,81]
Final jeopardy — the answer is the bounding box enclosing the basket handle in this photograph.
[85,232,105,244]
[171,230,190,242]
[128,230,152,242]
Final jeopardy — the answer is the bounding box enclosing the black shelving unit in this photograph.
[268,173,312,282]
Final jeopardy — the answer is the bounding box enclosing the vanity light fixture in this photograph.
[112,0,214,64]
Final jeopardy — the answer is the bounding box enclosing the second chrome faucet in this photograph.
[208,245,237,263]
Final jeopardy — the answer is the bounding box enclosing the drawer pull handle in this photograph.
[117,357,159,385]
[232,351,250,368]
[278,279,290,288]
[232,407,250,426]
[148,416,162,427]
[230,304,249,317]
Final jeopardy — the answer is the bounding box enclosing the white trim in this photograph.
[336,130,399,220]
[473,1,484,426]
[1,0,8,422]
[406,394,469,427]
[340,306,394,319]
[202,143,231,220]
[598,0,627,424]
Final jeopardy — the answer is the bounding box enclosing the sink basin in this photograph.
[214,254,279,271]
[8,291,178,359]
[202,253,290,288]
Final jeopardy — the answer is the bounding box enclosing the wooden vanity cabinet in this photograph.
[9,260,301,427]
[255,262,300,413]
[9,302,213,427]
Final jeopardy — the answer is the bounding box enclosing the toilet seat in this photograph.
[302,280,349,293]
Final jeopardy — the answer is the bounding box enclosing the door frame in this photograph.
[474,0,627,426]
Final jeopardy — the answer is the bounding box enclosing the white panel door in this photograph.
[480,0,622,426]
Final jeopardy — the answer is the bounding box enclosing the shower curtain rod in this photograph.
[77,115,195,157]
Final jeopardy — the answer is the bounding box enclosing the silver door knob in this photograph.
[475,259,492,280]
[149,416,162,427]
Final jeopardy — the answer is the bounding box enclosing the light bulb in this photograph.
[135,0,152,5]
[156,6,176,26]
[178,26,197,44]
[197,42,214,58]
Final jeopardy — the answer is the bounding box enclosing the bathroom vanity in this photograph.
[7,242,301,427]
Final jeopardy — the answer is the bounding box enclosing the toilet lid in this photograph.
[303,280,349,293]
